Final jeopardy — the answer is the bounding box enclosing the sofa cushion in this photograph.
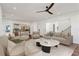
[0,36,8,48]
[21,31,29,36]
[53,32,62,37]
[8,40,25,56]
[32,32,40,39]
[20,35,29,40]
[0,44,5,56]
[45,32,53,36]
[32,35,40,39]
[61,32,70,39]
[52,36,66,42]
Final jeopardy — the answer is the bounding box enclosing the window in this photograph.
[46,22,58,33]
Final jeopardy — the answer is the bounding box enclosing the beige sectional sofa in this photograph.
[0,31,73,56]
[31,32,40,39]
[0,35,8,56]
[44,32,73,46]
[9,31,29,41]
[0,45,5,56]
[7,40,25,56]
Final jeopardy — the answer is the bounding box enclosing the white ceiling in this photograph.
[0,3,79,22]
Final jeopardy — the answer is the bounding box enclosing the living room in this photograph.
[0,3,79,56]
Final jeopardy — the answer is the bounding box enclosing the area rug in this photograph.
[31,45,75,56]
[72,46,79,56]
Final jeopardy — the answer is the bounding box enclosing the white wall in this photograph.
[71,15,79,44]
[0,6,5,36]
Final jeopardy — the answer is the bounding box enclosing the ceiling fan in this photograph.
[37,3,54,14]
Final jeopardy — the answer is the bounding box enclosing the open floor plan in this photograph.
[0,3,79,56]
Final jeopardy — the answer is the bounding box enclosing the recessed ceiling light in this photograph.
[13,7,16,10]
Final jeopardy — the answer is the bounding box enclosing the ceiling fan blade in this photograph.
[36,10,45,13]
[36,3,54,15]
[46,3,54,11]
[47,11,53,14]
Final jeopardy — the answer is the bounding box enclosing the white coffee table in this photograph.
[35,38,60,53]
